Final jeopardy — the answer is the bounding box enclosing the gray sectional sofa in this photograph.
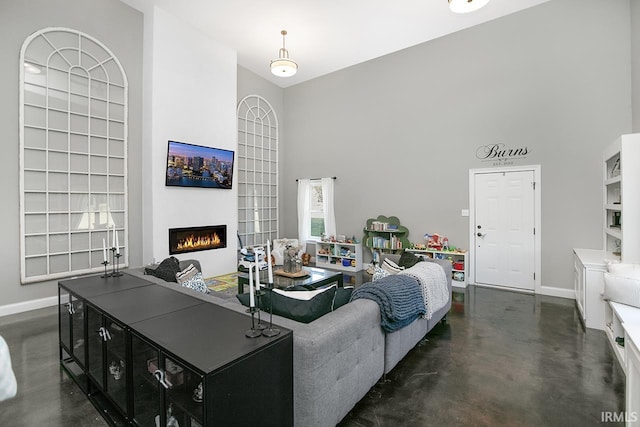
[127,256,452,427]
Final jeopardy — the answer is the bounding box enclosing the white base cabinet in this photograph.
[573,248,608,330]
[624,323,640,425]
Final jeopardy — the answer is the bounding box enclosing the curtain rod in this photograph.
[296,176,337,182]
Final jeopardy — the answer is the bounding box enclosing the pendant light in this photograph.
[270,30,298,77]
[448,0,490,13]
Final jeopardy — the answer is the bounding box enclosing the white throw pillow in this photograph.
[607,263,640,279]
[603,272,640,308]
[272,238,301,265]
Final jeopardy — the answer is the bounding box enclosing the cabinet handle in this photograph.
[97,326,112,341]
[153,369,172,389]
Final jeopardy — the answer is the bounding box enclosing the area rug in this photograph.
[204,272,240,297]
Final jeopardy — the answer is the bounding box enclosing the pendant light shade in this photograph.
[270,30,298,77]
[448,0,490,13]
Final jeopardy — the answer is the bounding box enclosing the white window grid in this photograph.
[19,28,128,283]
[237,95,278,248]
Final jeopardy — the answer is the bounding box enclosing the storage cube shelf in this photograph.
[315,241,363,272]
[406,248,468,288]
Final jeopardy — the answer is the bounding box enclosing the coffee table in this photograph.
[237,266,344,294]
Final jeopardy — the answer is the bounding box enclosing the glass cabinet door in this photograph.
[59,291,85,364]
[87,305,105,389]
[70,294,85,366]
[59,290,72,354]
[164,357,204,427]
[105,318,127,414]
[131,334,161,427]
[130,334,204,427]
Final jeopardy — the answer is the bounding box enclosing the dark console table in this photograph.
[59,273,293,426]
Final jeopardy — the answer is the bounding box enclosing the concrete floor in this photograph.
[0,285,625,426]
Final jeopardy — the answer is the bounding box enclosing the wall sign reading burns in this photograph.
[476,143,529,166]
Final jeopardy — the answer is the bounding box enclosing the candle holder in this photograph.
[111,248,123,277]
[255,289,268,330]
[262,282,280,338]
[100,260,110,278]
[245,307,262,338]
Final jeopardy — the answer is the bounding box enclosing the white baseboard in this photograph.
[0,296,59,317]
[472,283,574,300]
[537,285,574,300]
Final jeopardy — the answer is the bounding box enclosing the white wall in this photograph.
[146,6,238,278]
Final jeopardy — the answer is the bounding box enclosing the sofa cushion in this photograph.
[145,256,181,282]
[176,263,198,283]
[236,285,337,323]
[381,257,404,274]
[179,270,210,294]
[398,251,422,269]
[372,265,391,281]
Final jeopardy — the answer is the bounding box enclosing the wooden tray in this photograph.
[274,268,309,278]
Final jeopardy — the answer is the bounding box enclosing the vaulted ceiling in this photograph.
[123,0,553,88]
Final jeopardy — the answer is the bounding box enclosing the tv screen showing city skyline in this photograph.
[166,140,234,189]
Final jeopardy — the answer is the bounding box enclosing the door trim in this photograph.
[468,165,542,294]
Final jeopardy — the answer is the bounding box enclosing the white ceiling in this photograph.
[124,0,553,88]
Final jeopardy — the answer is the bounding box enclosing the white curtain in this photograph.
[321,177,337,238]
[297,179,311,248]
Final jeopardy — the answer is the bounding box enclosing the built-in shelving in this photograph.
[603,134,640,262]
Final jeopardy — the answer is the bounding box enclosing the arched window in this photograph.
[237,95,278,247]
[20,28,128,283]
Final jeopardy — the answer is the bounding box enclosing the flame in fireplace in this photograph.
[176,233,221,252]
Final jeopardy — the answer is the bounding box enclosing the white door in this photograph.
[474,170,536,290]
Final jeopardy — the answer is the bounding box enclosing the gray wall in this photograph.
[279,0,633,291]
[0,0,143,305]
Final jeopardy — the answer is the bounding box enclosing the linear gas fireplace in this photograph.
[169,225,227,255]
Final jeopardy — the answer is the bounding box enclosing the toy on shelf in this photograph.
[424,233,445,251]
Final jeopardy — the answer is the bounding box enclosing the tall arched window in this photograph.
[237,95,278,248]
[20,28,128,283]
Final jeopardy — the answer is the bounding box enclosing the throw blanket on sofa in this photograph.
[350,275,426,332]
[399,261,449,320]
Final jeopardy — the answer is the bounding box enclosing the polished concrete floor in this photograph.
[0,285,625,426]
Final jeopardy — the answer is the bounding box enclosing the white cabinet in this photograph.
[624,324,640,426]
[603,134,640,263]
[573,248,607,330]
[406,248,468,288]
[315,241,363,272]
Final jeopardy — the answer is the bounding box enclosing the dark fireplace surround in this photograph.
[169,225,227,255]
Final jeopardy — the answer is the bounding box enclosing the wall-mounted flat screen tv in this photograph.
[166,140,234,189]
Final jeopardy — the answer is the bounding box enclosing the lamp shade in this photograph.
[271,57,298,77]
[448,0,490,13]
[270,30,298,77]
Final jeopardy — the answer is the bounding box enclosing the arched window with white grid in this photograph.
[236,95,278,248]
[20,28,128,283]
